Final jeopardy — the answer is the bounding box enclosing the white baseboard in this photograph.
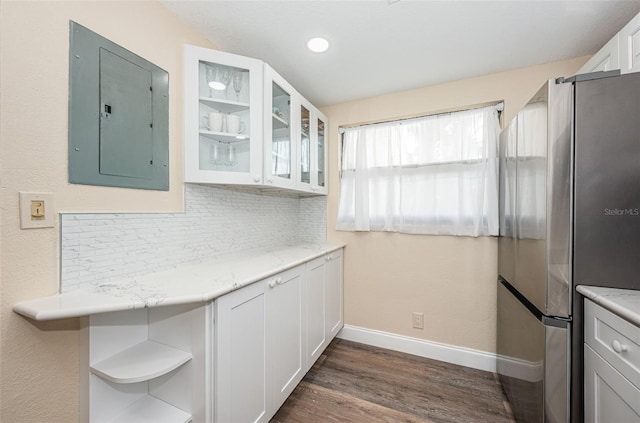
[337,324,497,373]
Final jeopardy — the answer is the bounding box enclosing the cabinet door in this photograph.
[584,345,640,423]
[306,256,326,368]
[620,12,640,74]
[325,249,344,340]
[184,45,263,185]
[578,34,620,74]
[297,98,328,195]
[216,281,269,423]
[267,266,306,410]
[264,65,298,190]
[297,98,314,193]
[314,111,328,195]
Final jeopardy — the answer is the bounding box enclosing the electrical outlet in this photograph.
[412,312,424,330]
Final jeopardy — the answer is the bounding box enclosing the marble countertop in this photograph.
[577,285,640,327]
[13,243,345,321]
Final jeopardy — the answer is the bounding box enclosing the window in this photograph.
[336,104,501,237]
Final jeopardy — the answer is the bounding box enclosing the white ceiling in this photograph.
[160,0,640,107]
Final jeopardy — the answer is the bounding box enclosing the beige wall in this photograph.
[323,56,588,354]
[0,2,214,421]
[0,1,591,419]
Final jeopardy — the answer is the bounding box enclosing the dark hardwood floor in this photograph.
[271,338,514,423]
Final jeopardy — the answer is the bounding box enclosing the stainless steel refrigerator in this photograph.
[497,71,640,423]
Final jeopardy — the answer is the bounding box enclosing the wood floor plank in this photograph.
[271,339,514,423]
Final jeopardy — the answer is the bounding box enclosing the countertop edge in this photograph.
[14,243,346,321]
[577,285,640,327]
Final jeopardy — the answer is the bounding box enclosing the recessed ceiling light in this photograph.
[307,37,329,53]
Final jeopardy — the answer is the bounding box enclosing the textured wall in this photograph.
[322,57,590,355]
[0,2,215,422]
[61,184,326,292]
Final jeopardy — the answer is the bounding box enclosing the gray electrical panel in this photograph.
[68,21,169,190]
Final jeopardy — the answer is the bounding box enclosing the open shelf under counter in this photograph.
[199,96,249,113]
[199,130,251,143]
[107,395,191,423]
[90,340,192,384]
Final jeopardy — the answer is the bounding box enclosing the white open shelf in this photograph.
[90,340,192,384]
[107,395,191,423]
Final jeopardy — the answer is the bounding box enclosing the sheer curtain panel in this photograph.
[337,105,501,237]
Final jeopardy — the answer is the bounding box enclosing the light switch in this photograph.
[30,200,45,219]
[19,192,54,229]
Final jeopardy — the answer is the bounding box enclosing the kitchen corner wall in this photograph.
[322,56,589,355]
[0,2,216,422]
[60,184,326,292]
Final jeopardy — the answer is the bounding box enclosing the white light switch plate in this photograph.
[19,192,54,229]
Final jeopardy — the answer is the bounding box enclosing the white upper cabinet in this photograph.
[264,65,298,190]
[184,45,328,195]
[184,45,263,185]
[620,12,640,74]
[578,34,620,74]
[578,12,640,75]
[297,96,328,195]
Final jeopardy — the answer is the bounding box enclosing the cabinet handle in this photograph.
[612,339,628,353]
[326,254,334,261]
[253,175,261,183]
[268,279,277,288]
[267,178,274,183]
[276,277,283,285]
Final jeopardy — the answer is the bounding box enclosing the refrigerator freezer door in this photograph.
[497,280,570,423]
[506,80,573,318]
[573,72,640,290]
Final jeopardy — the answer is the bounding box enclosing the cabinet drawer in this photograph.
[585,299,640,388]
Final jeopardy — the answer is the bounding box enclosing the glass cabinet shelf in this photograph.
[199,130,250,143]
[199,97,249,113]
[272,113,288,129]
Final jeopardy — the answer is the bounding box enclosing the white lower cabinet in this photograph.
[584,299,640,423]
[83,304,211,423]
[84,249,343,423]
[306,256,327,366]
[267,266,306,408]
[215,278,269,423]
[305,249,343,369]
[325,250,344,340]
[216,249,343,422]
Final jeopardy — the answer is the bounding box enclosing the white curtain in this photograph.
[337,105,501,237]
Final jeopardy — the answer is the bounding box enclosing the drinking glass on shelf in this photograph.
[233,71,243,102]
[205,65,218,97]
[219,67,232,99]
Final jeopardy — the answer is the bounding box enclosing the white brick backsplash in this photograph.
[60,184,327,292]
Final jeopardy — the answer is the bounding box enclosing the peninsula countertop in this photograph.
[577,285,640,327]
[14,243,345,321]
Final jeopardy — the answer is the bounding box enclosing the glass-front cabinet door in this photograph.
[315,112,328,195]
[264,65,297,190]
[184,45,263,185]
[297,96,328,194]
[298,101,312,191]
